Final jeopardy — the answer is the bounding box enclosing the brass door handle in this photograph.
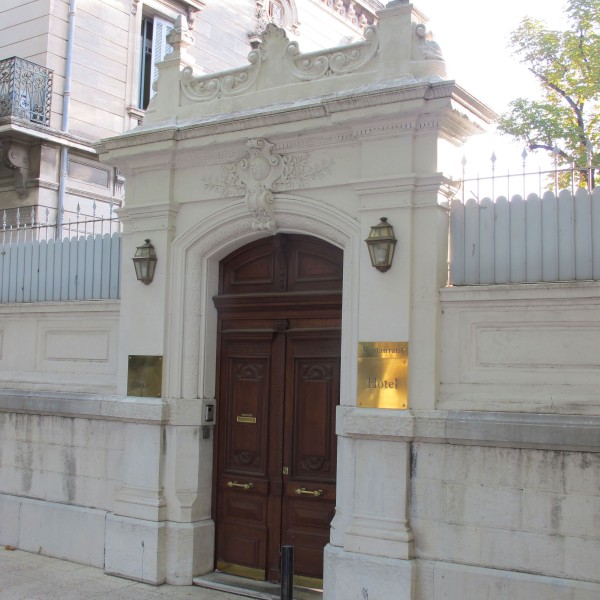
[227,481,254,490]
[295,488,323,497]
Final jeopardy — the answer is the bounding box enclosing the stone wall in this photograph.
[0,411,124,567]
[412,442,600,599]
[440,283,600,414]
[0,300,121,569]
[0,301,119,394]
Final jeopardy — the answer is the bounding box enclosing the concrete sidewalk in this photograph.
[0,547,247,600]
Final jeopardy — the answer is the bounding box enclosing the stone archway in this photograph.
[164,200,360,580]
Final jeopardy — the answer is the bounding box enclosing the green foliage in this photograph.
[497,0,600,184]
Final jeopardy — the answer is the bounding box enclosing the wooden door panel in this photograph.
[216,332,277,577]
[219,234,343,295]
[285,496,336,528]
[215,234,342,584]
[292,361,337,481]
[282,331,340,579]
[219,482,269,520]
[285,236,343,292]
[225,356,270,475]
[281,496,335,579]
[217,521,267,573]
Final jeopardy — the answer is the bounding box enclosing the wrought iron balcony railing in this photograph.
[0,56,53,126]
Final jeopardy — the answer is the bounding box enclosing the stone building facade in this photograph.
[0,2,599,599]
[0,0,376,223]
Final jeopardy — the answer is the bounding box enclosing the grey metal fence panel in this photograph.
[510,195,526,283]
[0,209,121,303]
[478,197,495,284]
[593,188,600,280]
[450,188,600,286]
[541,191,559,282]
[493,197,510,284]
[449,199,464,286]
[525,193,542,283]
[558,189,576,281]
[574,188,593,281]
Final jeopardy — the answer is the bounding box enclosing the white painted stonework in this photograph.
[1,2,599,599]
[0,302,119,394]
[440,283,600,414]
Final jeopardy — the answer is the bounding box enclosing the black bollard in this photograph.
[280,545,294,600]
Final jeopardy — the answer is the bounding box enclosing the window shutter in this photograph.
[150,16,174,99]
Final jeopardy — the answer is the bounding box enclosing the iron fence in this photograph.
[449,156,600,286]
[454,152,598,204]
[0,205,121,302]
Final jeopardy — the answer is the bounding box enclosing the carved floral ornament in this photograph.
[204,138,333,231]
[322,0,377,30]
[249,0,300,47]
[181,23,379,102]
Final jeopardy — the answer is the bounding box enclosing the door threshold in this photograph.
[193,571,323,600]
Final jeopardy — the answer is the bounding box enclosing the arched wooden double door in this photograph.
[213,234,342,583]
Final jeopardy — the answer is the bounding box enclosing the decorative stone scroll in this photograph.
[181,23,379,101]
[204,138,333,231]
[181,48,262,102]
[285,25,378,80]
[415,23,443,60]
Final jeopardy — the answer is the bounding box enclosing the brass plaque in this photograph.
[236,414,257,424]
[127,355,163,398]
[357,342,408,409]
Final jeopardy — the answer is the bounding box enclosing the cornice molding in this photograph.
[337,407,600,451]
[0,118,97,154]
[98,80,463,157]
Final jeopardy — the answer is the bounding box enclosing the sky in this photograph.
[413,0,569,176]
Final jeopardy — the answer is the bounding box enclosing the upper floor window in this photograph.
[138,14,173,109]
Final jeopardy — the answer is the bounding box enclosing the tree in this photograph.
[497,0,600,186]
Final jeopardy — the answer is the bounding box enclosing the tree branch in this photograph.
[528,143,571,162]
[528,68,588,148]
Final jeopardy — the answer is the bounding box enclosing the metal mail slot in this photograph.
[236,414,257,424]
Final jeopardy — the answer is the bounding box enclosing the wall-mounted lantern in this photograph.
[132,239,157,284]
[365,217,397,272]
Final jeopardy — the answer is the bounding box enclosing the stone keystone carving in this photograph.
[238,139,285,231]
[204,139,333,231]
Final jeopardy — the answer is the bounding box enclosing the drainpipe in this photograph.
[57,0,76,234]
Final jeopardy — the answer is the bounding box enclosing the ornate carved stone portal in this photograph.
[203,138,333,230]
[237,138,284,231]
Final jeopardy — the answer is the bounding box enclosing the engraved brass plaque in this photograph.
[357,342,408,409]
[236,414,257,424]
[127,355,163,398]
